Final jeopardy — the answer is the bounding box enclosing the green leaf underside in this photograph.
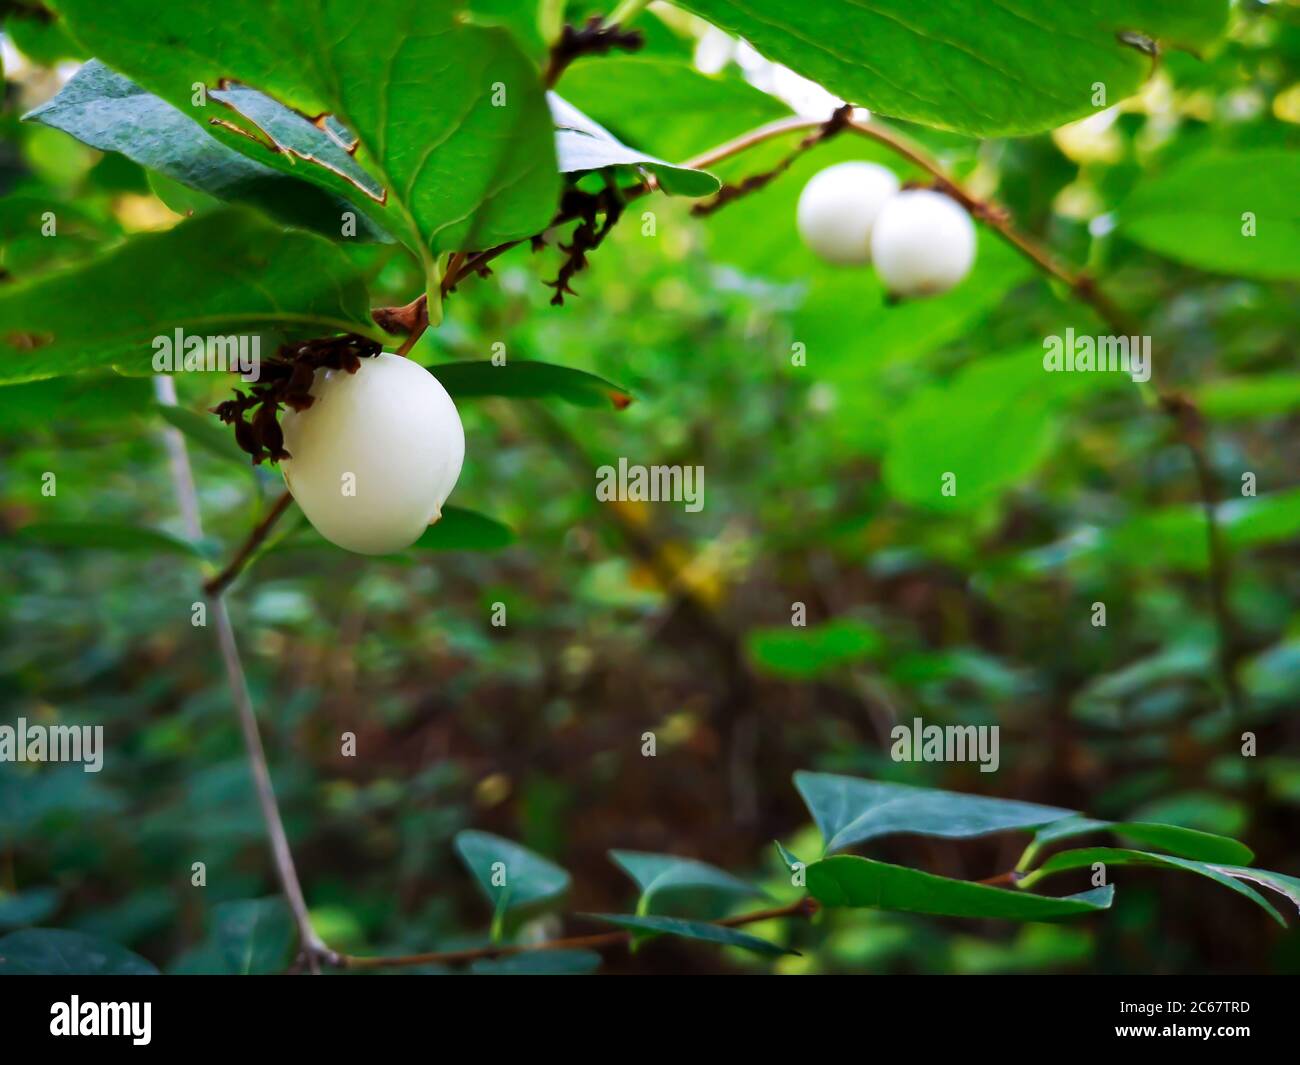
[277,506,515,554]
[430,360,632,409]
[50,0,560,269]
[675,0,1229,136]
[1120,150,1300,279]
[609,851,766,911]
[6,522,206,559]
[746,618,882,679]
[454,830,571,914]
[213,898,296,975]
[1029,817,1254,865]
[1027,848,1285,926]
[589,914,793,957]
[549,94,719,197]
[0,207,375,385]
[807,856,1114,920]
[24,62,392,242]
[0,928,158,974]
[795,771,1075,855]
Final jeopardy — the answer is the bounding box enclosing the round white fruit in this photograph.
[796,161,900,265]
[870,189,976,297]
[280,352,464,555]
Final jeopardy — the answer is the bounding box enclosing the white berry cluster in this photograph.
[796,161,976,296]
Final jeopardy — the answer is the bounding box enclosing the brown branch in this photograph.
[334,896,817,971]
[203,490,294,597]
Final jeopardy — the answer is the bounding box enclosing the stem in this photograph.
[337,896,817,971]
[154,377,329,970]
[203,489,294,597]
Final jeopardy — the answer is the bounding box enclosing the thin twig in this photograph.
[336,896,818,970]
[154,378,328,971]
[203,489,294,597]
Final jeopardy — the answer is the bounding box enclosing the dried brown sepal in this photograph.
[211,333,381,465]
[544,182,624,306]
[545,16,643,87]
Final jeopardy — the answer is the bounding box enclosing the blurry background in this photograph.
[1,1,1298,973]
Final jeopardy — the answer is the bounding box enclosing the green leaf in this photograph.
[0,889,61,931]
[7,522,207,559]
[454,830,571,915]
[1026,817,1254,866]
[155,404,252,469]
[1120,150,1300,280]
[470,949,602,975]
[430,360,633,409]
[807,856,1114,920]
[277,506,514,554]
[1021,849,1285,927]
[0,207,375,385]
[213,898,297,975]
[1195,375,1300,421]
[794,771,1075,855]
[609,851,766,914]
[550,94,719,197]
[24,62,392,242]
[674,0,1228,136]
[0,928,158,974]
[51,0,561,288]
[588,914,794,957]
[1214,867,1300,919]
[746,618,882,679]
[884,346,1118,513]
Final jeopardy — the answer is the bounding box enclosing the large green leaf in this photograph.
[807,855,1114,919]
[0,928,158,974]
[0,207,375,385]
[1020,848,1285,926]
[746,618,882,679]
[794,771,1075,855]
[24,62,392,242]
[1120,150,1300,280]
[589,914,793,957]
[276,506,515,554]
[430,360,633,409]
[50,0,560,289]
[550,94,719,197]
[213,898,297,975]
[454,831,571,915]
[675,0,1229,136]
[609,851,766,914]
[1025,817,1254,866]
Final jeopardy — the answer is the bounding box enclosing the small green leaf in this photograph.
[551,94,719,197]
[0,889,61,931]
[807,856,1114,920]
[7,521,207,559]
[746,619,882,679]
[1026,817,1254,866]
[273,506,514,555]
[609,851,766,914]
[0,928,158,974]
[430,360,633,409]
[213,898,297,975]
[794,771,1076,855]
[1021,849,1285,927]
[454,831,571,916]
[0,207,376,385]
[588,914,794,957]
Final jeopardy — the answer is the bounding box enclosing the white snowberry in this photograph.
[280,352,465,555]
[870,189,976,297]
[796,161,900,265]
